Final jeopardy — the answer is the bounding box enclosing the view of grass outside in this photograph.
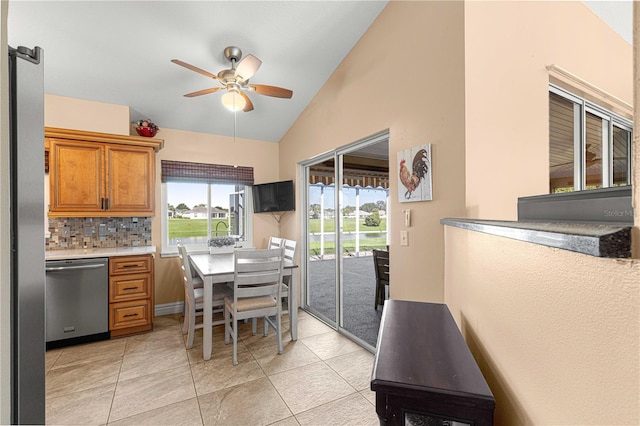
[308,238,387,256]
[308,217,387,255]
[168,218,230,240]
[169,217,387,254]
[308,217,386,233]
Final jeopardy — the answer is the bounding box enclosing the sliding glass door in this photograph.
[302,131,389,348]
[305,157,338,325]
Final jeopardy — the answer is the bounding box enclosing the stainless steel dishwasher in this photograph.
[45,257,109,349]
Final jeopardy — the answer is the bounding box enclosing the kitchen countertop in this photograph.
[45,246,156,260]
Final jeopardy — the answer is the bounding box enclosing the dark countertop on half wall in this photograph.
[440,218,631,258]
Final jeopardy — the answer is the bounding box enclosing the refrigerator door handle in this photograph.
[9,45,42,64]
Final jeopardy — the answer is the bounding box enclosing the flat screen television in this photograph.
[252,180,295,213]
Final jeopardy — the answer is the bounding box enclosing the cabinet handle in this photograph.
[121,264,140,268]
[100,198,105,210]
[123,313,139,318]
[123,286,138,291]
[105,198,109,210]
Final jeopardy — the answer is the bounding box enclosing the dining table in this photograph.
[189,251,299,361]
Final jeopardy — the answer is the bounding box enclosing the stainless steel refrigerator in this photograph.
[8,45,45,424]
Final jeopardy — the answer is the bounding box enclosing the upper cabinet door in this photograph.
[106,145,154,214]
[46,128,163,217]
[48,139,105,213]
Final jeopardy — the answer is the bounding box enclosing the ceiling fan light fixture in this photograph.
[221,89,246,112]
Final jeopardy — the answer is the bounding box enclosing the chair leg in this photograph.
[232,317,238,366]
[186,305,196,349]
[276,313,283,355]
[182,300,189,334]
[224,307,231,344]
[252,318,257,335]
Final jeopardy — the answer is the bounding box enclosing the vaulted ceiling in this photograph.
[7,1,630,145]
[8,1,388,142]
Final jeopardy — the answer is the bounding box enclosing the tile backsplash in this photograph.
[46,217,152,250]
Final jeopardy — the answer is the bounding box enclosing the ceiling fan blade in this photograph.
[171,59,219,80]
[240,91,254,112]
[184,87,223,98]
[234,54,262,81]
[248,84,293,99]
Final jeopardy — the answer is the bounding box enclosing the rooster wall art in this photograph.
[397,144,432,202]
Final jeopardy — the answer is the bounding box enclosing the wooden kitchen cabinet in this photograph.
[109,254,154,337]
[45,127,164,217]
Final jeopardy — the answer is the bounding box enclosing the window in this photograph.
[549,84,632,193]
[161,160,253,253]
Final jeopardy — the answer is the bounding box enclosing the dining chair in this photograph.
[224,247,284,365]
[177,242,230,349]
[267,236,284,250]
[281,239,297,313]
[372,249,390,310]
[177,241,202,333]
[176,240,204,288]
[263,238,297,335]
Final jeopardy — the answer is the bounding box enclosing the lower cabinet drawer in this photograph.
[110,274,151,302]
[110,299,152,330]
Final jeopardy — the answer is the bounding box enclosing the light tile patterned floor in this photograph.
[45,310,379,425]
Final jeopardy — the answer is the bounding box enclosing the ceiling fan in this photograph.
[171,46,293,112]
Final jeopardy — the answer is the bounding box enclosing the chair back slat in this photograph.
[238,283,281,298]
[235,259,282,274]
[235,270,282,286]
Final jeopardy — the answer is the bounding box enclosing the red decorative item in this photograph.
[136,126,157,137]
[135,119,159,137]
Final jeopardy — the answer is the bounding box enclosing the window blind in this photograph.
[161,160,254,185]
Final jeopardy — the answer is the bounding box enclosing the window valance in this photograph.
[161,160,254,185]
[309,165,389,189]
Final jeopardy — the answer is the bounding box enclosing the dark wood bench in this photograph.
[371,300,495,425]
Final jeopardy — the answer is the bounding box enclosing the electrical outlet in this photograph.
[400,230,408,246]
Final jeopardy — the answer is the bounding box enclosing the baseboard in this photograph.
[155,301,184,317]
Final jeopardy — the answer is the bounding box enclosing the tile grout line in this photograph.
[184,325,207,426]
[105,338,126,425]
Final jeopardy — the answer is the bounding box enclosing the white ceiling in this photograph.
[7,1,631,144]
[8,1,388,142]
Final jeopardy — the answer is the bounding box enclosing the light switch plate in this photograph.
[404,209,411,227]
[400,230,408,246]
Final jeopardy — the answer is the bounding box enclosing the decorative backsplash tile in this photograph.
[46,217,152,250]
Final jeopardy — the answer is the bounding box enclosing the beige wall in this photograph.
[279,0,467,302]
[443,2,639,424]
[151,128,280,305]
[45,94,130,135]
[444,227,639,424]
[465,1,633,220]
